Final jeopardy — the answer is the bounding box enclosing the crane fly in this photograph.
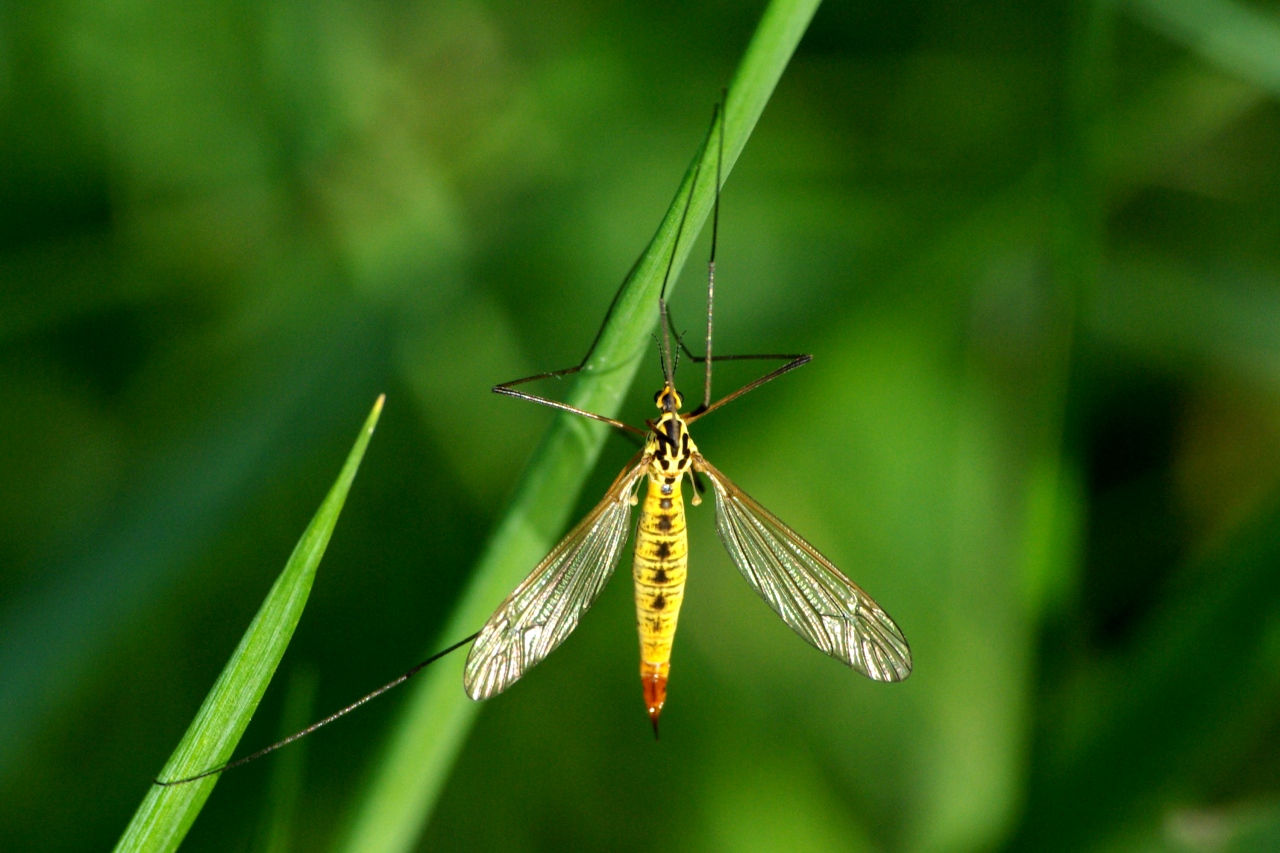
[464,100,911,733]
[154,98,909,787]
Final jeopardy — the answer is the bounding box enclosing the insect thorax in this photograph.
[645,412,697,488]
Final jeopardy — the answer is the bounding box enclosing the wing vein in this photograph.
[464,456,649,699]
[696,454,911,682]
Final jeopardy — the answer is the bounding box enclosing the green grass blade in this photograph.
[337,2,822,852]
[113,395,386,853]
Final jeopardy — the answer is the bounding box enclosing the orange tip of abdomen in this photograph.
[641,662,669,739]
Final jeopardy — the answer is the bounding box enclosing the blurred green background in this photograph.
[4,0,1280,851]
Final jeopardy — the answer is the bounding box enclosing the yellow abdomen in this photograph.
[633,474,688,732]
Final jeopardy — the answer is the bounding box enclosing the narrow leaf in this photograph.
[338,3,824,852]
[113,395,385,853]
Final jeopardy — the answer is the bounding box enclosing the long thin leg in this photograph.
[495,103,721,432]
[492,250,650,437]
[665,307,811,418]
[153,632,481,786]
[498,97,724,431]
[676,91,807,420]
[667,305,807,368]
[494,373,647,437]
[684,353,812,423]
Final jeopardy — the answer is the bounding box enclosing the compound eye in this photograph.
[653,389,662,403]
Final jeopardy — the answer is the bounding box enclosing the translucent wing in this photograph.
[696,455,912,682]
[464,456,649,700]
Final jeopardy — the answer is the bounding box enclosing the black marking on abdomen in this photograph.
[654,541,670,559]
[651,593,666,611]
[656,515,672,532]
[660,498,672,510]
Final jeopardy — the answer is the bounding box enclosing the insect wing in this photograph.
[464,458,649,700]
[696,456,912,682]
